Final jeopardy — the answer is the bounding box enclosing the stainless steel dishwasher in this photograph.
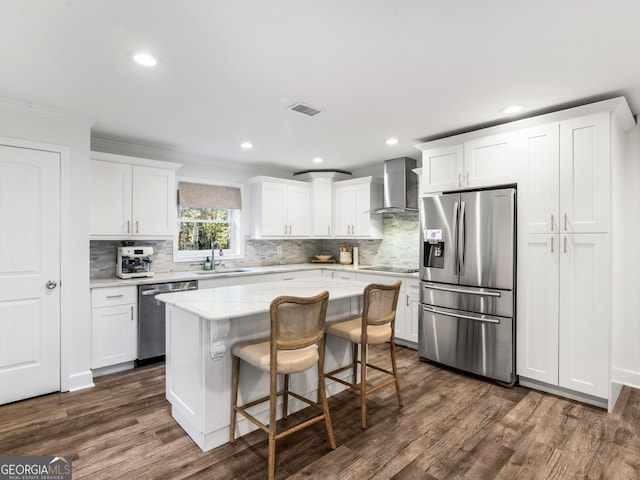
[137,280,198,364]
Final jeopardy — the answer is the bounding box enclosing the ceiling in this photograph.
[2,1,640,172]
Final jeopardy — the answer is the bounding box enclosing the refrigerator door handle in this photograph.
[452,201,460,275]
[423,283,501,297]
[422,305,501,324]
[458,200,466,276]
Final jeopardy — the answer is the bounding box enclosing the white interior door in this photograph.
[0,144,60,405]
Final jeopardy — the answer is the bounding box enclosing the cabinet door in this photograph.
[516,233,559,385]
[353,182,371,236]
[464,132,517,188]
[398,280,420,345]
[421,145,463,193]
[334,186,354,236]
[286,184,311,236]
[517,123,560,234]
[91,304,137,368]
[90,160,132,236]
[132,166,176,237]
[260,182,288,236]
[311,178,333,237]
[560,113,610,234]
[558,233,609,398]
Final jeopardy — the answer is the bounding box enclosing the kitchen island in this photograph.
[156,277,368,451]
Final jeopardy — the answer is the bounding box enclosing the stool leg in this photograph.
[230,355,240,443]
[283,373,289,419]
[351,342,358,387]
[268,365,278,480]
[390,339,403,407]
[318,339,336,449]
[360,341,367,429]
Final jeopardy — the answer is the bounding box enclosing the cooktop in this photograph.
[359,266,419,274]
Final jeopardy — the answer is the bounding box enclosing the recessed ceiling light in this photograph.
[132,52,158,67]
[313,157,323,164]
[385,137,399,145]
[240,141,253,150]
[500,105,524,114]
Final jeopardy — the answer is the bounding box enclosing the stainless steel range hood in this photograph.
[372,157,418,213]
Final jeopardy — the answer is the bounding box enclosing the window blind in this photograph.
[178,182,242,209]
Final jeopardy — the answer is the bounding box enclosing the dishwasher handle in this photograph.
[141,285,198,296]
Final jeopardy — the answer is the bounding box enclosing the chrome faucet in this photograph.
[211,241,223,270]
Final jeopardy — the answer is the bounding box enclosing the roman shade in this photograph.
[178,181,242,209]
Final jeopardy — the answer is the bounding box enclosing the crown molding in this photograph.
[0,97,95,127]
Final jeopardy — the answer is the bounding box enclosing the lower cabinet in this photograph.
[91,286,137,370]
[398,279,420,346]
[517,233,610,401]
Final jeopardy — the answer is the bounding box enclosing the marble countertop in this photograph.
[156,277,369,321]
[90,263,418,288]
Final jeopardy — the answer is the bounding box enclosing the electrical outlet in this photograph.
[276,246,282,255]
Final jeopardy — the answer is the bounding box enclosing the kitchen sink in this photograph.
[196,268,251,275]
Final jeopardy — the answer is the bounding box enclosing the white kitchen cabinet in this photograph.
[517,233,609,398]
[516,234,560,385]
[518,114,610,235]
[517,123,560,234]
[91,286,137,371]
[397,279,419,347]
[420,144,463,194]
[559,113,610,234]
[333,177,383,238]
[558,233,610,398]
[516,102,632,409]
[418,132,516,194]
[249,177,311,238]
[311,177,333,237]
[90,152,180,239]
[324,270,357,281]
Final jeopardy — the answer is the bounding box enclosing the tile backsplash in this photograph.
[90,212,418,278]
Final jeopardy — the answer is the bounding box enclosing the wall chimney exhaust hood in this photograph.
[372,157,418,213]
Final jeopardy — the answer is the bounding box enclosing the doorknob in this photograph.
[45,280,57,289]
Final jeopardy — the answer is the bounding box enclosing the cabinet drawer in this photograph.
[92,286,137,308]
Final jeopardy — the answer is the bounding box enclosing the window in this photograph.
[174,180,243,261]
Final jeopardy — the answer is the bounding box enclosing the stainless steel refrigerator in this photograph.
[418,187,516,385]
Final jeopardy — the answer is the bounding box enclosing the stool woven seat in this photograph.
[230,290,335,480]
[325,281,403,429]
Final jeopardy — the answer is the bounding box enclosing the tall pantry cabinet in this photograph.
[516,101,633,410]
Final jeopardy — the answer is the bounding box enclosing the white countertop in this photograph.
[156,277,369,321]
[90,263,418,288]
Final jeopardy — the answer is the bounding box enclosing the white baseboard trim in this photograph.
[67,370,95,392]
[612,367,640,390]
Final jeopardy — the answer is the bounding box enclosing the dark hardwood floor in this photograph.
[1,345,640,479]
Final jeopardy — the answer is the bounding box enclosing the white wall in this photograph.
[0,99,94,392]
[614,123,640,388]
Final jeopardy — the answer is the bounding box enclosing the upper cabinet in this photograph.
[418,133,517,194]
[333,177,383,238]
[518,113,610,235]
[249,177,311,238]
[90,152,181,239]
[310,177,333,237]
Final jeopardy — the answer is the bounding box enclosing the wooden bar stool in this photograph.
[324,281,403,429]
[229,291,336,480]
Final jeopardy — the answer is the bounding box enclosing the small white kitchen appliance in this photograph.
[116,246,154,279]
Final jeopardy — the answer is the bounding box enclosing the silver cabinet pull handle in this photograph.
[550,214,554,232]
[127,220,130,234]
[551,236,554,253]
[106,294,124,299]
[45,280,57,290]
[136,220,139,234]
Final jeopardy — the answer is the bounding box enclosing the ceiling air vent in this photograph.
[288,102,323,117]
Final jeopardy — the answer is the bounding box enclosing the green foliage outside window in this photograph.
[178,207,231,251]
